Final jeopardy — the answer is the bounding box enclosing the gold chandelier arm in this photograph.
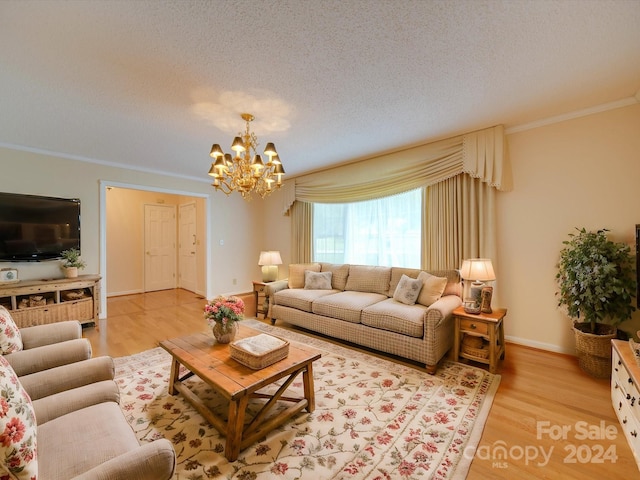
[212,179,234,196]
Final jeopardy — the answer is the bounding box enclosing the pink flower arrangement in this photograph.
[204,295,245,330]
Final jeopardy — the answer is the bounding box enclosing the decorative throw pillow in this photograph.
[0,306,22,355]
[288,263,321,289]
[393,274,423,305]
[417,271,448,306]
[304,271,333,290]
[0,356,37,480]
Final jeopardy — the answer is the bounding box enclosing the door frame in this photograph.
[99,180,211,319]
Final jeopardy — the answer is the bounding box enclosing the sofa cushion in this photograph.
[312,291,387,323]
[288,263,321,289]
[361,298,427,338]
[389,267,462,299]
[393,274,423,305]
[430,269,463,297]
[344,265,391,296]
[320,263,350,290]
[0,306,23,354]
[304,271,333,290]
[274,289,339,313]
[37,401,141,479]
[416,271,448,306]
[0,356,38,480]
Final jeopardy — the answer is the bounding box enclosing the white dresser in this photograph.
[611,339,640,471]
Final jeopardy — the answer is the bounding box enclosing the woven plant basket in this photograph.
[573,322,617,379]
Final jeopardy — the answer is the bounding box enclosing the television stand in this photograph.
[0,275,101,328]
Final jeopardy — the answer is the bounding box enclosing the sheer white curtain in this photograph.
[314,189,422,268]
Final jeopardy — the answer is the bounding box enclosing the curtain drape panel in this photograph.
[285,125,510,270]
[290,201,313,263]
[282,125,510,215]
[424,175,496,271]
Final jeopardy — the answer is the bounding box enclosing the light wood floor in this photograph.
[83,289,637,479]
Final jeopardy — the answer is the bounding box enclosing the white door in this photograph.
[144,204,177,292]
[178,202,197,293]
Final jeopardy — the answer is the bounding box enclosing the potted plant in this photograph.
[556,227,636,378]
[60,248,86,278]
[204,295,245,344]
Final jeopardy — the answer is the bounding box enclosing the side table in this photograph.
[252,281,273,319]
[452,306,507,373]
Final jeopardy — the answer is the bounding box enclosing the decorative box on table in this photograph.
[230,333,290,370]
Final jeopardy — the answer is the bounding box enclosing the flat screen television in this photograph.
[0,192,80,261]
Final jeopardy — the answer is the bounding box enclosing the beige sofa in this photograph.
[268,263,462,373]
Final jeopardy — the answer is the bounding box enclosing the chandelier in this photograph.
[208,113,285,200]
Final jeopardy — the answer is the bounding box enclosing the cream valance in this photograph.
[282,125,511,215]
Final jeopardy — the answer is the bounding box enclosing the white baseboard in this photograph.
[107,289,144,298]
[505,335,575,356]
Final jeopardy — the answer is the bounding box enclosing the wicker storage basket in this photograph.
[230,334,289,370]
[573,323,616,379]
[462,334,489,359]
[11,297,93,328]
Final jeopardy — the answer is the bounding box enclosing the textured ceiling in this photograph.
[0,0,639,182]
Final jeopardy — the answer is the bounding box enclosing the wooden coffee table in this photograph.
[159,325,321,461]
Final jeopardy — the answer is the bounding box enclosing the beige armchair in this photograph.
[0,354,176,480]
[3,320,92,376]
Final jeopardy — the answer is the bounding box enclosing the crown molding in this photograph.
[506,95,639,135]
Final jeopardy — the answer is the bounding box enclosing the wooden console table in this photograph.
[0,274,101,328]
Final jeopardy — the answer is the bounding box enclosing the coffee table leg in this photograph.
[303,362,316,413]
[168,358,180,395]
[225,395,249,462]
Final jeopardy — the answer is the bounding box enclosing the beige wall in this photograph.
[499,103,640,353]
[0,147,265,317]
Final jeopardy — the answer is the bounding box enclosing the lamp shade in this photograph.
[459,258,496,282]
[258,251,282,266]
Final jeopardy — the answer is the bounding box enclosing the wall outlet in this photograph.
[232,278,237,285]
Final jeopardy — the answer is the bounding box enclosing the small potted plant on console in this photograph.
[60,248,86,279]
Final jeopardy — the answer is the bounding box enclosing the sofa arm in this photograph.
[33,380,120,424]
[265,279,289,296]
[72,439,176,480]
[20,320,82,349]
[265,280,289,318]
[20,355,114,401]
[5,337,92,377]
[425,295,462,327]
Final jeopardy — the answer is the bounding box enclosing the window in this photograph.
[313,188,422,268]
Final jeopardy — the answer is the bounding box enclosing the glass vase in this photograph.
[212,321,238,344]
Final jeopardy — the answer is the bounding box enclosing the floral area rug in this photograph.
[114,320,500,480]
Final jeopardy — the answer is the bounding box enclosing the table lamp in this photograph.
[459,258,496,314]
[258,251,282,282]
